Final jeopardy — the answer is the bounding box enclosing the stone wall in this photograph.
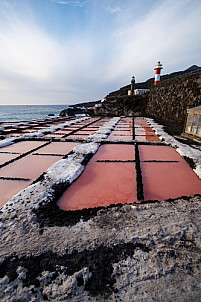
[146,72,201,126]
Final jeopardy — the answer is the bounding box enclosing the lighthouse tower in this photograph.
[154,61,163,85]
[131,76,135,95]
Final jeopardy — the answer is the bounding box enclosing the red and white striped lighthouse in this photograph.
[154,61,163,85]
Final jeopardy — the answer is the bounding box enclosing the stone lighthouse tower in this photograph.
[131,75,135,95]
[154,61,163,85]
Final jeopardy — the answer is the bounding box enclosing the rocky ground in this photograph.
[0,194,201,301]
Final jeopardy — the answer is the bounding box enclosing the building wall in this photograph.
[134,89,150,95]
[146,72,201,125]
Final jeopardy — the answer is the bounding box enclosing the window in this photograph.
[185,107,201,138]
[197,115,201,137]
[185,114,193,133]
[191,114,199,135]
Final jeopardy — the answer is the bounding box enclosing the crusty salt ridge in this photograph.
[0,136,16,148]
[146,118,201,179]
[88,117,121,141]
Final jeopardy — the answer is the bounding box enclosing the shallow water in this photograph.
[141,162,201,201]
[34,142,80,155]
[57,144,137,210]
[0,141,47,153]
[93,144,135,161]
[0,154,62,180]
[0,179,32,207]
[57,161,137,210]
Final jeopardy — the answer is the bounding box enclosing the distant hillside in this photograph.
[70,100,97,108]
[149,64,201,82]
[107,65,201,97]
[69,65,201,108]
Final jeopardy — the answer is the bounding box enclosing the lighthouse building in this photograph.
[154,61,163,85]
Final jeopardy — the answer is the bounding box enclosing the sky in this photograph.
[0,0,200,105]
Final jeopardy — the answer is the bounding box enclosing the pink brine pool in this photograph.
[35,142,80,155]
[135,135,160,142]
[57,144,137,210]
[139,145,183,161]
[0,153,20,165]
[141,162,201,201]
[0,141,47,153]
[94,144,135,161]
[57,162,137,210]
[0,154,63,180]
[108,133,133,141]
[0,179,32,207]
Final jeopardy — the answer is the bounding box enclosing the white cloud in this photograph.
[0,11,95,104]
[51,0,88,7]
[0,28,60,80]
[0,0,201,105]
[103,0,201,83]
[107,6,121,14]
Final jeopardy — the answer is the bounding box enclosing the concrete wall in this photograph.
[146,72,201,125]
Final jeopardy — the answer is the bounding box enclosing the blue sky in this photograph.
[0,0,200,105]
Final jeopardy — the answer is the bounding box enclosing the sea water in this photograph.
[0,105,68,122]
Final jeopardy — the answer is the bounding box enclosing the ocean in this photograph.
[0,105,69,122]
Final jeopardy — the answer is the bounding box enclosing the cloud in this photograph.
[51,0,88,7]
[0,2,99,105]
[103,0,201,83]
[107,6,121,14]
[0,25,61,80]
[0,26,95,104]
[0,0,201,105]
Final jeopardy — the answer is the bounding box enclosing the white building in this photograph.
[134,89,150,95]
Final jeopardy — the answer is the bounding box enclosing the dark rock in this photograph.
[60,107,86,117]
